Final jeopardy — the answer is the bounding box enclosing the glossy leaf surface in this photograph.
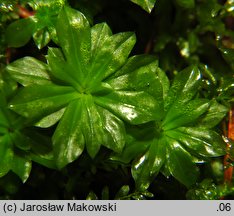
[132,137,166,190]
[6,18,36,48]
[118,67,228,189]
[0,73,53,181]
[6,57,51,86]
[7,6,158,168]
[11,155,32,183]
[1,0,233,200]
[166,138,199,188]
[196,100,228,128]
[6,0,65,49]
[130,0,156,13]
[0,135,13,177]
[9,84,79,120]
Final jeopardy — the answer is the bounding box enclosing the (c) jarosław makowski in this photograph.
[19,202,117,212]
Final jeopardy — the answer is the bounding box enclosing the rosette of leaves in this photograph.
[6,6,158,169]
[0,95,31,182]
[0,68,54,182]
[111,66,228,190]
[6,0,66,49]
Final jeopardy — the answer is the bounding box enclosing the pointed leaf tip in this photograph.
[130,0,156,13]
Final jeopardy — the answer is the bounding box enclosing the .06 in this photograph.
[218,203,231,211]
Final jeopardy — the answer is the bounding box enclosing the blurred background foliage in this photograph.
[0,0,234,199]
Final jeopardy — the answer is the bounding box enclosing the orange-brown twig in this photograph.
[224,108,234,183]
[17,5,35,18]
[5,48,11,64]
[144,37,154,54]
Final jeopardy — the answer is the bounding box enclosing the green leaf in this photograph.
[101,186,109,200]
[81,96,105,158]
[52,99,85,169]
[218,76,234,100]
[164,66,201,112]
[27,129,56,169]
[96,107,125,153]
[48,25,58,44]
[176,0,195,9]
[0,135,13,177]
[86,191,98,200]
[46,47,83,92]
[11,155,32,183]
[0,69,17,98]
[7,0,66,49]
[0,91,33,181]
[115,185,130,199]
[95,90,157,124]
[1,79,36,182]
[157,67,170,100]
[56,6,91,83]
[6,57,51,86]
[9,84,79,121]
[0,0,17,13]
[91,23,112,58]
[29,0,65,11]
[6,18,36,48]
[166,137,199,188]
[166,127,226,157]
[89,32,136,87]
[106,54,165,119]
[197,100,228,128]
[0,107,10,130]
[35,108,66,128]
[219,47,234,70]
[130,0,156,13]
[110,123,154,164]
[186,179,221,200]
[110,138,150,164]
[10,131,31,151]
[30,152,56,169]
[163,99,210,130]
[33,28,51,49]
[53,96,126,166]
[132,137,166,191]
[107,55,159,96]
